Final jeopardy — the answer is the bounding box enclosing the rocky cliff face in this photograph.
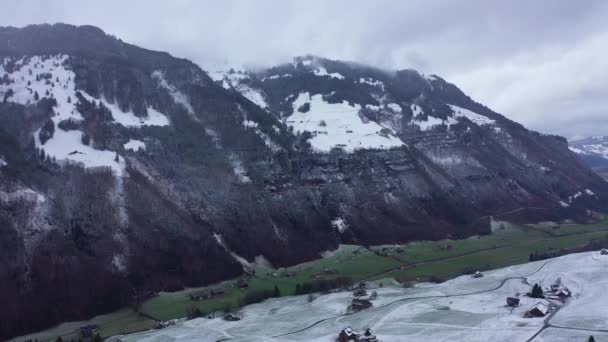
[1,24,606,339]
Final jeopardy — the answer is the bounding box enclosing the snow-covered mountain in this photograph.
[569,136,608,168]
[1,25,607,339]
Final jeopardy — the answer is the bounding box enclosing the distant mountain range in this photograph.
[569,136,608,167]
[1,24,607,339]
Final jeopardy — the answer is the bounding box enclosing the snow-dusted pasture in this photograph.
[116,251,608,342]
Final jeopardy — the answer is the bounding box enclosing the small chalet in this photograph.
[223,313,241,321]
[601,248,608,255]
[525,302,548,318]
[472,271,484,278]
[506,297,520,307]
[555,288,571,298]
[336,327,358,342]
[353,288,368,297]
[351,298,373,312]
[155,320,176,329]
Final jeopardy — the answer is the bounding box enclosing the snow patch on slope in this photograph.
[449,104,495,126]
[286,92,404,152]
[151,70,194,115]
[313,67,344,80]
[0,55,169,176]
[124,139,146,152]
[237,84,268,109]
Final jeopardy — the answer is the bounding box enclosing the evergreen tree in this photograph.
[34,90,39,101]
[295,284,301,295]
[273,285,280,297]
[589,336,595,342]
[55,337,63,342]
[529,283,544,298]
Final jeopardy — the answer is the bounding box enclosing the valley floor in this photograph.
[11,221,608,342]
[115,251,608,342]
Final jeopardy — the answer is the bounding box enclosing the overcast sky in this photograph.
[2,0,607,139]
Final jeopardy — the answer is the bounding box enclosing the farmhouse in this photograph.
[506,297,520,307]
[223,313,241,321]
[336,326,358,341]
[353,288,368,297]
[547,278,572,300]
[525,302,548,318]
[472,271,484,278]
[601,248,608,255]
[351,298,373,312]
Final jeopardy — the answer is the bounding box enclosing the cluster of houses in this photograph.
[336,327,379,342]
[348,282,377,312]
[517,278,572,318]
[545,278,571,301]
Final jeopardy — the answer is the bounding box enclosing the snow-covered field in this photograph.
[115,251,608,342]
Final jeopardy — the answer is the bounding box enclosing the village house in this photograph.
[223,313,241,321]
[601,248,608,255]
[525,302,548,318]
[353,288,368,297]
[546,278,572,300]
[155,320,177,329]
[350,298,373,312]
[336,327,358,341]
[506,297,520,307]
[472,271,484,278]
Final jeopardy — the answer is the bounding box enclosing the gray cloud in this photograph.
[2,0,607,138]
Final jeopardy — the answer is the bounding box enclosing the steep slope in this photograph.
[211,55,608,222]
[1,25,607,339]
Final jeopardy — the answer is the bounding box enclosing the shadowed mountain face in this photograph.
[0,24,606,339]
